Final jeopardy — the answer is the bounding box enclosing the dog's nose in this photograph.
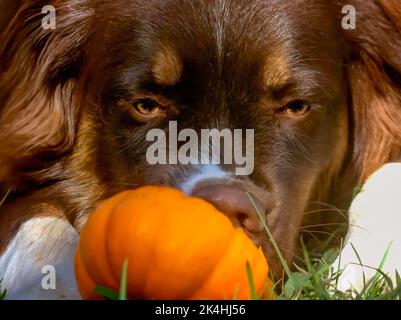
[193,185,264,237]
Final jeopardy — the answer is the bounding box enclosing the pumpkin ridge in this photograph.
[175,234,235,299]
[76,191,134,297]
[165,197,237,299]
[189,228,268,300]
[188,231,237,300]
[139,187,189,299]
[107,187,187,299]
[103,199,134,289]
[102,197,129,290]
[141,206,171,299]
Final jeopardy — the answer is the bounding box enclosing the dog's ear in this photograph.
[0,1,92,186]
[0,0,22,31]
[336,0,401,182]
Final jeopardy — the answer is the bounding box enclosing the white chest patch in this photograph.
[0,217,81,300]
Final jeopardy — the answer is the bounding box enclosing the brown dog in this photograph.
[0,0,401,299]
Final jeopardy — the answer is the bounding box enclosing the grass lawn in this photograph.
[248,192,401,300]
[274,248,401,300]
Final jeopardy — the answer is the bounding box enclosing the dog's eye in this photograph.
[129,98,166,122]
[279,100,311,117]
[133,98,162,115]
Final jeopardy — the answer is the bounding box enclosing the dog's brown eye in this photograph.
[133,98,161,116]
[279,100,311,116]
[128,98,167,123]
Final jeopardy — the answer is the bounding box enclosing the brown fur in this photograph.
[152,46,184,86]
[1,0,401,274]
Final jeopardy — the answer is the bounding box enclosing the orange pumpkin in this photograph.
[74,186,272,300]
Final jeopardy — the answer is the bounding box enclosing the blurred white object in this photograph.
[0,217,80,300]
[333,163,401,292]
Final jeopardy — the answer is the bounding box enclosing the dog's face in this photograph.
[72,0,349,270]
[3,0,401,277]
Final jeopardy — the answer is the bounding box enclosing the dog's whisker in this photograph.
[303,208,344,215]
[299,222,349,229]
[309,201,348,212]
[300,229,342,242]
[307,202,349,220]
[300,230,320,242]
[303,208,348,219]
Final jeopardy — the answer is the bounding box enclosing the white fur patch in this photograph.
[180,164,230,195]
[0,217,81,300]
[333,163,401,292]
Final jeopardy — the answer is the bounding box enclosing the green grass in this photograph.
[0,279,6,300]
[247,192,401,300]
[274,246,401,300]
[94,258,129,300]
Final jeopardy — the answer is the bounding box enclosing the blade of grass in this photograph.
[300,238,332,300]
[396,271,401,300]
[246,261,260,300]
[119,258,129,300]
[350,242,393,299]
[383,286,401,300]
[349,242,367,296]
[94,286,119,300]
[335,238,344,291]
[0,279,6,300]
[232,286,239,300]
[369,241,393,290]
[300,237,314,274]
[247,192,292,278]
